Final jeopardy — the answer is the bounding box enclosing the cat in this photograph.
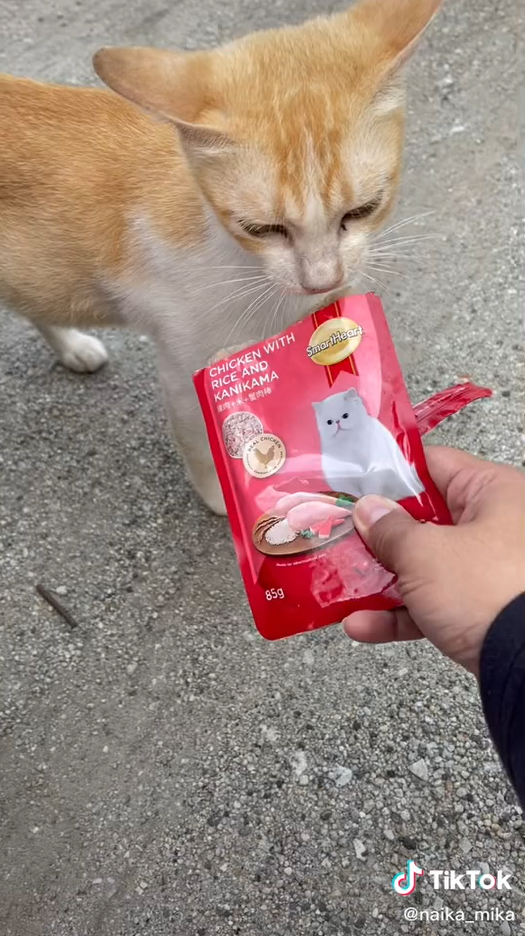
[0,0,442,514]
[313,388,424,501]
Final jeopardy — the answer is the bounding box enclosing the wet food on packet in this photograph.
[193,295,491,640]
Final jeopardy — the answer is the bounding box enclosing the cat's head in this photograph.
[313,388,366,443]
[94,0,442,296]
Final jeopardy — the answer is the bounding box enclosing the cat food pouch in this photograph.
[194,295,489,640]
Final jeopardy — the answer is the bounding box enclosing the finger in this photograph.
[423,445,484,499]
[352,496,426,573]
[342,608,423,644]
[426,445,525,523]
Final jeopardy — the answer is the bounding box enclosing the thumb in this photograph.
[353,495,423,573]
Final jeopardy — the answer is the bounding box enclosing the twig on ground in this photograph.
[36,584,79,629]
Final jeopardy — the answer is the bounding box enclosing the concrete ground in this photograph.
[0,1,523,934]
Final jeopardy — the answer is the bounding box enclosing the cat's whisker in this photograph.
[368,237,437,263]
[275,291,288,335]
[206,281,269,319]
[200,265,265,271]
[367,264,410,279]
[278,292,291,334]
[232,288,277,344]
[221,303,261,348]
[197,274,269,293]
[265,292,279,338]
[201,268,268,276]
[355,269,394,298]
[235,283,274,325]
[214,281,269,309]
[372,257,411,267]
[373,234,438,249]
[379,213,430,237]
[369,242,434,270]
[368,252,433,272]
[369,249,428,259]
[370,240,435,253]
[221,283,275,345]
[201,275,270,288]
[268,289,286,338]
[242,284,278,334]
[368,258,427,267]
[376,210,436,240]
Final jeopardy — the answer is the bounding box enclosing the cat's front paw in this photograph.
[187,462,227,516]
[201,484,227,516]
[57,331,109,373]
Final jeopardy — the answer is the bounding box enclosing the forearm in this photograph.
[479,593,525,808]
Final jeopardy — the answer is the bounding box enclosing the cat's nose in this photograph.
[300,259,344,295]
[304,284,342,295]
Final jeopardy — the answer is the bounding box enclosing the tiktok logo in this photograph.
[392,860,425,896]
[391,861,512,896]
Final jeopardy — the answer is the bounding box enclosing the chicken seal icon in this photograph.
[242,434,286,478]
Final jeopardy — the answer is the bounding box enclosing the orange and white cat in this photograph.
[0,0,442,514]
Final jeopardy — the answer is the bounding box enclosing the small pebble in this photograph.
[409,759,429,782]
[353,839,367,861]
[333,766,353,788]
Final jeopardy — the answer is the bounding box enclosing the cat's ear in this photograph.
[348,0,443,73]
[94,47,208,121]
[171,120,236,159]
[93,47,235,156]
[344,388,357,399]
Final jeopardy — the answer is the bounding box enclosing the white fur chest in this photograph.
[111,214,331,376]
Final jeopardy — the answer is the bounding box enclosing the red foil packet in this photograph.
[194,295,491,640]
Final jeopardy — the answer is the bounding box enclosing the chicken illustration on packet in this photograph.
[194,295,491,640]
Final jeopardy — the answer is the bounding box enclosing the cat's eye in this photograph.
[327,419,334,425]
[240,221,289,239]
[342,412,349,419]
[340,198,381,231]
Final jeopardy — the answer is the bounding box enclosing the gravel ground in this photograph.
[0,1,523,935]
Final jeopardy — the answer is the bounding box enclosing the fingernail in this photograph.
[353,495,399,535]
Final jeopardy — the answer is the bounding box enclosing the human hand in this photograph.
[343,447,525,676]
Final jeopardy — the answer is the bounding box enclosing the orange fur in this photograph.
[0,77,203,327]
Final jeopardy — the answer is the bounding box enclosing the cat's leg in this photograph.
[156,349,226,516]
[36,324,108,373]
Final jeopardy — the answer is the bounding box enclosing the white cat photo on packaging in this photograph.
[313,387,424,502]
